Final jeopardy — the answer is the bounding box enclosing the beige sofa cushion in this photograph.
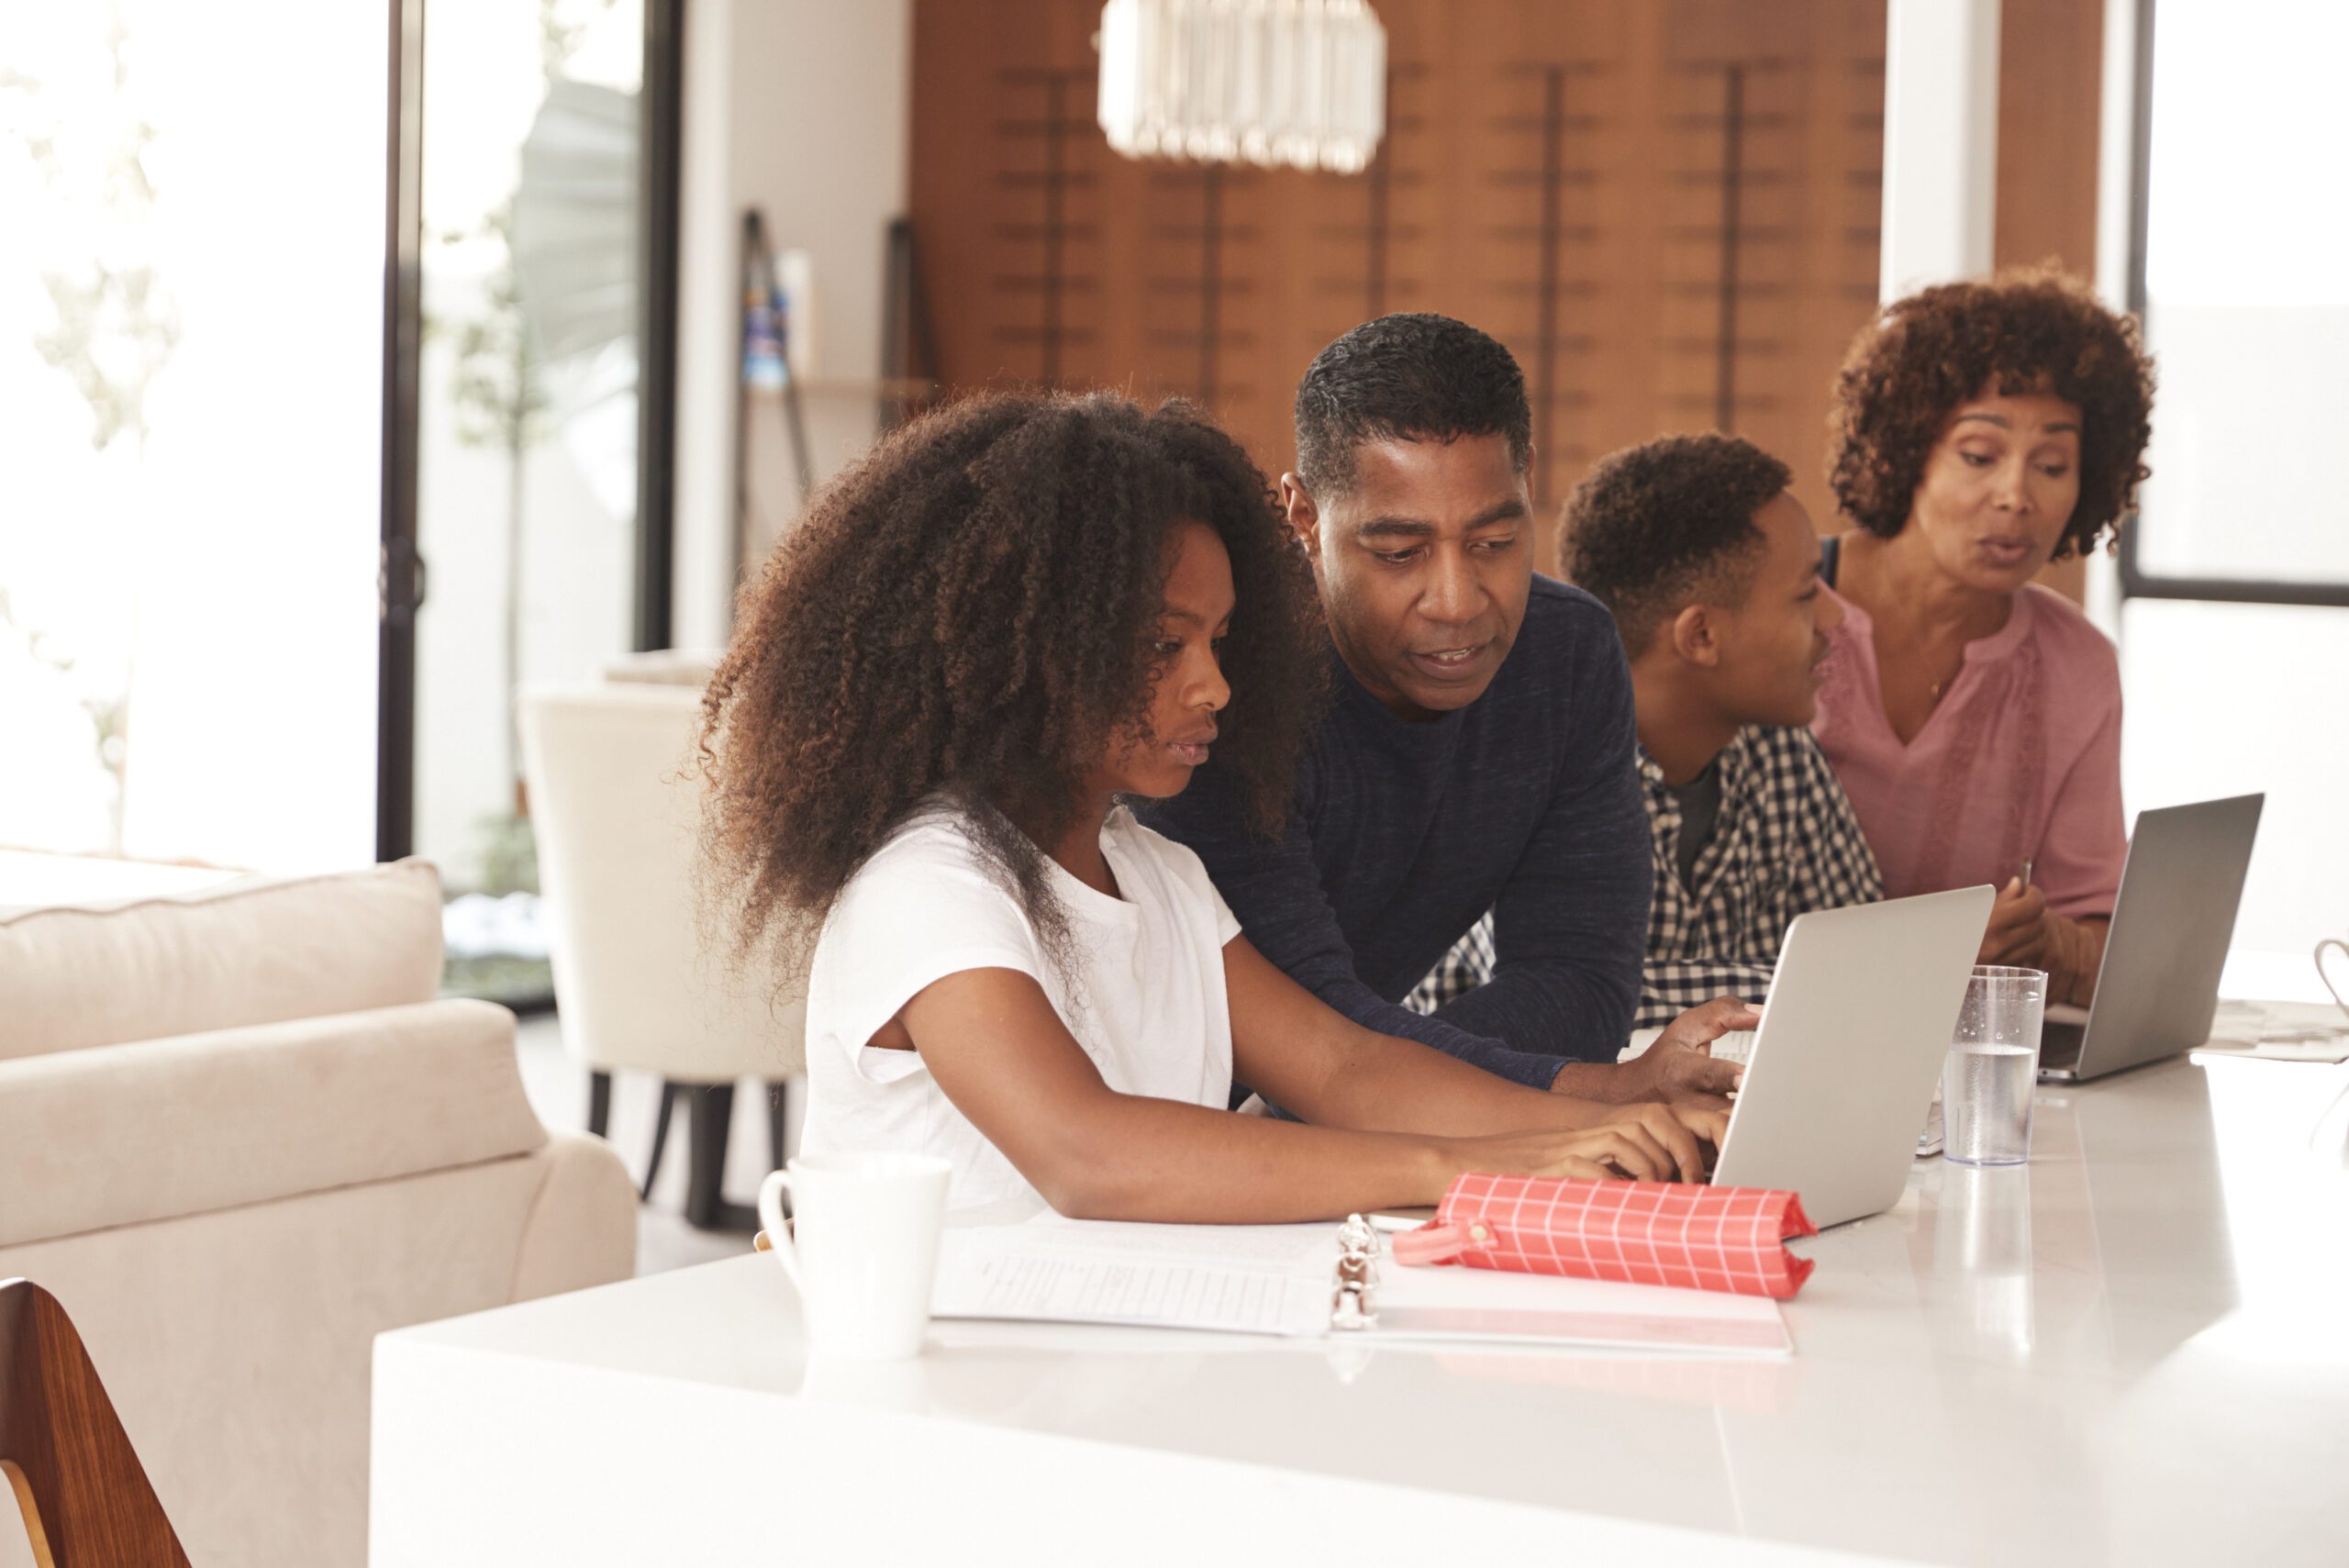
[0,998,547,1249]
[0,858,443,1062]
[0,1135,635,1568]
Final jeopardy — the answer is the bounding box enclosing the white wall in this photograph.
[1878,0,2000,301]
[672,0,913,651]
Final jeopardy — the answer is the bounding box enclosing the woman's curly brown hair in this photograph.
[1827,267,2155,560]
[699,390,1321,982]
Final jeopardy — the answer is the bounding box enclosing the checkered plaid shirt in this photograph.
[1408,725,1882,1029]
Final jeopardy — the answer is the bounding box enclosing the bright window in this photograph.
[2119,0,2349,970]
[2132,1,2349,588]
[0,3,385,873]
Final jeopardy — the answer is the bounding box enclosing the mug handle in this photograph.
[757,1170,802,1290]
[2317,939,2349,1025]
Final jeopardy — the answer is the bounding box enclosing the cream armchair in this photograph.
[0,859,636,1568]
[518,680,807,1229]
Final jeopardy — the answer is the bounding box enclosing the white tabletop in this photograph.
[373,1052,2349,1566]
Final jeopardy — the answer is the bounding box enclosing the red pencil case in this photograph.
[1390,1173,1818,1299]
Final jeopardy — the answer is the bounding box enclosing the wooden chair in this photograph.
[1,1279,191,1567]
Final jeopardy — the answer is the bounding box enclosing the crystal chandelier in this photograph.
[1097,0,1387,175]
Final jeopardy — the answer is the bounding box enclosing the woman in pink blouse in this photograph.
[1811,270,2155,1005]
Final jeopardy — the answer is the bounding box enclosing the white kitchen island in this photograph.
[372,1052,2349,1566]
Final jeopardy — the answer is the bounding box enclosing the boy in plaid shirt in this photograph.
[1415,434,1880,1029]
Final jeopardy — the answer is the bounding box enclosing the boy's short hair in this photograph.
[1292,313,1532,498]
[1560,433,1794,654]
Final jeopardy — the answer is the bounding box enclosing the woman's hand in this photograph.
[2036,913,2105,1006]
[1979,877,2050,964]
[1980,883,2105,1004]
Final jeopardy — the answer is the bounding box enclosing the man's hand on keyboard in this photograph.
[1617,995,1758,1110]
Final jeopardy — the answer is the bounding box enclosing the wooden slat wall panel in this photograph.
[909,0,1894,568]
[1998,0,2107,605]
[1995,0,2103,278]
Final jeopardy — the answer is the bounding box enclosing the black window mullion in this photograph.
[375,0,427,863]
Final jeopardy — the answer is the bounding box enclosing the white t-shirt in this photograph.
[798,803,1242,1215]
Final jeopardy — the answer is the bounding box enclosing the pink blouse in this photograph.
[1811,583,2126,919]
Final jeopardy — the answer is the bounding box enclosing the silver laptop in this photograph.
[1710,886,1993,1229]
[2037,793,2265,1084]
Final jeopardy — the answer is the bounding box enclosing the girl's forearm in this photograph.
[1286,1025,1612,1138]
[1022,1092,1455,1222]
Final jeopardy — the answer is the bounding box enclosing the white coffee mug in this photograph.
[756,1152,953,1361]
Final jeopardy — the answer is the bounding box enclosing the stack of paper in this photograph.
[931,1215,1790,1355]
[2194,1000,2349,1064]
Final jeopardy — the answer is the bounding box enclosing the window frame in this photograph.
[373,0,685,862]
[2115,0,2349,612]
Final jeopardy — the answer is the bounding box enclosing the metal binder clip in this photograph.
[1331,1213,1381,1330]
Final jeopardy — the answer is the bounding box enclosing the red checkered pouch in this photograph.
[1390,1173,1817,1299]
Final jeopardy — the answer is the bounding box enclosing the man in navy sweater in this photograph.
[1141,314,1747,1102]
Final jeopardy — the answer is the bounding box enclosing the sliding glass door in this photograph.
[405,0,673,1002]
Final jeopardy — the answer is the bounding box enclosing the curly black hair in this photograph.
[1293,313,1532,498]
[1827,267,2155,559]
[1559,433,1794,654]
[699,391,1322,983]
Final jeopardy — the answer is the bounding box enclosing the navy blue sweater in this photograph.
[1141,576,1652,1086]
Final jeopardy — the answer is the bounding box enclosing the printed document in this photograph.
[932,1216,1790,1353]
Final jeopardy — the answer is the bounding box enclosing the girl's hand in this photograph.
[1640,1095,1731,1154]
[1595,1099,1717,1181]
[1440,1101,1712,1188]
[1433,1135,1619,1187]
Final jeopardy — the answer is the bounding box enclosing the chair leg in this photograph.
[0,1281,194,1564]
[684,1083,739,1230]
[766,1079,790,1174]
[640,1080,683,1202]
[586,1070,612,1139]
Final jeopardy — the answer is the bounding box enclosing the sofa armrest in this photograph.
[508,1131,640,1302]
[0,999,547,1250]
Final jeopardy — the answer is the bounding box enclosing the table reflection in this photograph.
[1899,1059,2241,1377]
[1931,1161,2035,1360]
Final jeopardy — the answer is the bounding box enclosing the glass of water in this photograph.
[1943,966,2048,1166]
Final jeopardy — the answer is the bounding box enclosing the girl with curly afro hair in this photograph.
[701,391,1723,1221]
[1810,267,2156,1006]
